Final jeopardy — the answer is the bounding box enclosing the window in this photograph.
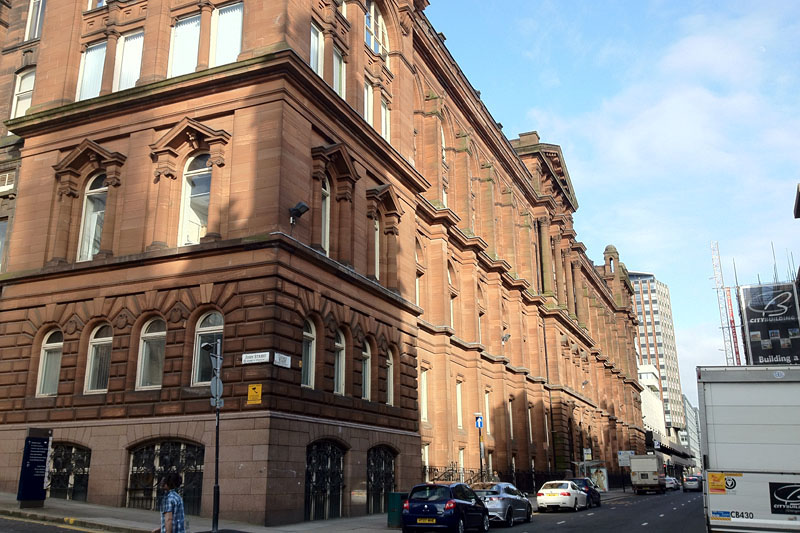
[77,174,107,262]
[364,79,374,124]
[458,448,464,481]
[0,218,7,269]
[441,185,447,208]
[508,398,514,440]
[415,273,421,306]
[477,311,483,344]
[25,0,45,40]
[380,99,390,141]
[365,0,389,62]
[11,70,35,119]
[310,23,324,76]
[321,177,330,255]
[37,330,63,396]
[136,319,166,389]
[455,381,463,429]
[422,443,429,481]
[85,324,112,393]
[484,391,491,434]
[334,329,345,395]
[333,47,345,98]
[77,41,107,101]
[386,351,394,406]
[211,2,243,67]
[302,320,316,387]
[440,123,446,164]
[361,343,371,400]
[373,217,380,280]
[527,405,534,443]
[420,368,428,422]
[192,311,223,385]
[168,14,201,77]
[113,31,143,91]
[179,154,211,246]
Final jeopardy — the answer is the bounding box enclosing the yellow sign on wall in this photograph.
[247,384,262,405]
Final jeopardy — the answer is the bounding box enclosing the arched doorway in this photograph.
[48,442,91,501]
[304,440,345,521]
[126,440,204,515]
[366,446,395,514]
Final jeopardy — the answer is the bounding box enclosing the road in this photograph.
[509,489,705,533]
[0,516,106,532]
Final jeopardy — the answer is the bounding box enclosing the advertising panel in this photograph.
[740,283,800,365]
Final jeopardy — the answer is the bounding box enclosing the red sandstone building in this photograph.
[0,0,644,525]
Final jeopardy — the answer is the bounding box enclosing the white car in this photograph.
[665,477,678,490]
[536,480,588,512]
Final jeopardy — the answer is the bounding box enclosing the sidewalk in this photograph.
[0,490,631,532]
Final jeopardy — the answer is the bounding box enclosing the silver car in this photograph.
[472,482,533,526]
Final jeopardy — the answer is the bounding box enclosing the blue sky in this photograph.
[426,0,800,403]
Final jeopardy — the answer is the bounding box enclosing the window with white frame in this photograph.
[333,47,345,98]
[0,217,7,270]
[386,351,394,406]
[373,217,380,280]
[334,329,345,395]
[441,185,447,208]
[420,368,428,422]
[455,380,463,429]
[361,342,371,400]
[301,320,315,387]
[458,448,464,481]
[422,443,429,481]
[484,390,491,434]
[136,318,166,389]
[25,0,45,41]
[380,99,390,141]
[179,154,211,246]
[37,330,63,397]
[77,41,107,101]
[508,398,514,440]
[211,2,243,67]
[77,174,107,262]
[440,123,446,164]
[527,405,534,443]
[365,0,389,63]
[85,324,112,393]
[112,30,143,91]
[168,14,201,77]
[310,23,324,77]
[192,311,223,385]
[321,177,330,255]
[11,70,35,119]
[364,79,373,124]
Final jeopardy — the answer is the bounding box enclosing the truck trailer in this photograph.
[630,454,666,494]
[698,366,800,532]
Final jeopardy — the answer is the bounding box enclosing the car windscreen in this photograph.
[569,479,588,487]
[541,482,568,490]
[474,490,499,497]
[409,486,450,501]
[471,483,498,490]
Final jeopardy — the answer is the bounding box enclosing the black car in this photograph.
[569,478,602,507]
[402,482,489,533]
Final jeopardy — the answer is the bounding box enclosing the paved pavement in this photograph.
[0,490,632,532]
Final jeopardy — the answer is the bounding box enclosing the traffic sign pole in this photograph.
[475,414,484,482]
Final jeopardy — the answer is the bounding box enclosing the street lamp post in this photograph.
[202,339,223,533]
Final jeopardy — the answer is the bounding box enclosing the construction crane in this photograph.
[711,242,736,366]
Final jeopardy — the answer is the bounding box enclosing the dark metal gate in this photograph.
[126,440,204,515]
[48,443,91,501]
[304,440,344,521]
[366,446,395,514]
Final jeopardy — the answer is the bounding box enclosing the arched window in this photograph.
[127,440,204,515]
[37,330,63,397]
[49,443,91,502]
[365,0,389,64]
[137,318,166,389]
[305,440,345,520]
[77,174,107,262]
[361,342,371,400]
[334,329,345,395]
[85,324,112,393]
[386,349,394,406]
[302,320,316,387]
[192,311,223,385]
[366,446,395,514]
[321,178,330,256]
[179,154,211,246]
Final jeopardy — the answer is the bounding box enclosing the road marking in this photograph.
[611,507,617,509]
[642,522,649,526]
[673,507,678,510]
[659,514,664,517]
[0,515,103,532]
[681,503,685,506]
[588,512,595,516]
[558,520,566,524]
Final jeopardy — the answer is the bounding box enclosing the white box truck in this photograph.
[630,454,666,494]
[698,366,800,532]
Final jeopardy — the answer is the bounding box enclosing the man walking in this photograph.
[152,473,187,533]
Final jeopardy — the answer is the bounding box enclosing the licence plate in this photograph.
[417,518,436,524]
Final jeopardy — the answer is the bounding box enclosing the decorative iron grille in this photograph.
[48,443,91,501]
[422,462,481,484]
[304,440,345,521]
[126,440,204,515]
[366,446,395,514]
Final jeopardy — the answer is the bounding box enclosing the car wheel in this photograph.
[505,508,514,527]
[573,498,579,512]
[525,503,533,523]
[481,513,490,532]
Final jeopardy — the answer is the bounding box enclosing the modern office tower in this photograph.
[629,272,686,430]
[680,394,702,473]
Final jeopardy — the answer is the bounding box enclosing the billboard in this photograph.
[740,283,800,365]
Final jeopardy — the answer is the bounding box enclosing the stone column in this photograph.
[555,234,566,306]
[201,143,225,242]
[573,261,587,326]
[99,29,120,96]
[196,1,214,71]
[565,252,576,317]
[148,171,175,250]
[96,171,122,258]
[323,30,335,86]
[538,217,553,296]
[49,173,80,264]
